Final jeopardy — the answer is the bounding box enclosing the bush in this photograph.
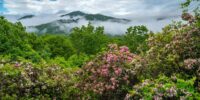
[145,13,200,77]
[66,53,90,67]
[125,75,200,100]
[77,44,143,99]
[0,59,78,99]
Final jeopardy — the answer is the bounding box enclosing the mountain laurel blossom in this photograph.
[77,44,140,95]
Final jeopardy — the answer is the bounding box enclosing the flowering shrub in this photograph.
[196,66,200,92]
[0,59,78,99]
[77,44,143,99]
[125,75,200,100]
[183,58,200,92]
[145,13,200,77]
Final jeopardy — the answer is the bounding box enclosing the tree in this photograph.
[69,23,108,55]
[123,25,149,53]
[42,34,75,59]
[0,17,42,62]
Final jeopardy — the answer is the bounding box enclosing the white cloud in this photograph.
[4,0,184,19]
[22,15,181,34]
[3,0,186,33]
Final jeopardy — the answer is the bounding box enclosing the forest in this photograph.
[0,0,200,100]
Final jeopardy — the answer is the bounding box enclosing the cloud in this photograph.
[3,0,185,34]
[24,16,181,35]
[67,17,181,34]
[3,0,184,19]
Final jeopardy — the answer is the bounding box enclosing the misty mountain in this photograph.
[24,11,131,34]
[28,19,79,34]
[61,11,130,22]
[18,15,35,20]
[2,11,181,34]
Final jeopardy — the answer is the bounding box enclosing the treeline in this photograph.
[0,16,149,67]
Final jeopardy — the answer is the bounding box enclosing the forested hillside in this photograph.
[0,0,200,99]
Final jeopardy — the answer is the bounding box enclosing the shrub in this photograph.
[77,44,143,99]
[125,75,200,100]
[145,13,200,77]
[0,59,78,99]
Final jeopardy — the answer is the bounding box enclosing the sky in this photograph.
[0,0,189,34]
[0,0,185,19]
[0,0,6,13]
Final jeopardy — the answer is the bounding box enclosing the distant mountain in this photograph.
[25,11,131,34]
[61,11,86,17]
[18,15,35,20]
[156,15,179,21]
[3,11,181,34]
[61,11,130,22]
[29,19,79,33]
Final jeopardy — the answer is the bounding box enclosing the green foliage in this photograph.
[69,23,108,55]
[77,44,142,99]
[126,75,200,100]
[0,59,79,99]
[0,17,43,62]
[66,53,90,67]
[144,18,200,77]
[48,53,90,68]
[124,25,149,53]
[181,0,200,9]
[1,2,200,99]
[42,34,75,59]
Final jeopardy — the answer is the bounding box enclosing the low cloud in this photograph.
[2,0,185,33]
[24,16,181,35]
[3,0,184,19]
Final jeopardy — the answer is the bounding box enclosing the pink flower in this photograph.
[105,85,110,90]
[97,69,101,73]
[114,68,122,75]
[110,77,116,82]
[112,82,116,86]
[112,65,117,69]
[14,62,20,67]
[123,76,128,81]
[87,61,93,66]
[101,68,109,76]
[106,53,118,63]
[108,44,118,51]
[111,86,115,90]
[120,46,129,53]
[127,56,133,62]
[91,68,96,73]
[102,64,109,69]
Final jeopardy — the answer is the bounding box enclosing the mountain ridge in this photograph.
[25,11,131,34]
[18,15,35,20]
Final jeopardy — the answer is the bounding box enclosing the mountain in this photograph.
[28,19,79,33]
[18,15,35,20]
[2,11,181,34]
[61,11,86,17]
[24,11,131,34]
[61,11,130,22]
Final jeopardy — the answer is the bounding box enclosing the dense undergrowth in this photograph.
[0,1,200,99]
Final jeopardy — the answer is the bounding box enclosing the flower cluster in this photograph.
[197,68,200,92]
[78,44,140,97]
[126,76,194,100]
[184,59,199,70]
[181,13,195,23]
[0,60,73,99]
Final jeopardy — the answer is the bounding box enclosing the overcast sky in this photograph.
[0,0,190,33]
[0,0,186,19]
